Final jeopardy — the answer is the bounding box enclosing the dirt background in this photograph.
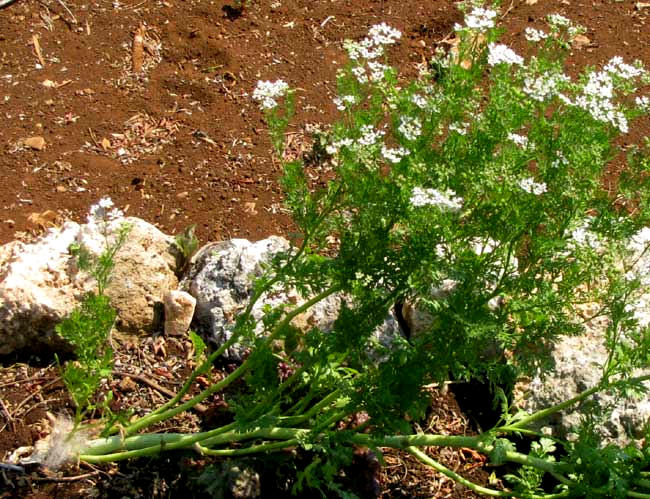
[0,0,649,246]
[1,0,650,497]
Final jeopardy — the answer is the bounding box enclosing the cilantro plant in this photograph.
[57,198,131,424]
[57,4,650,497]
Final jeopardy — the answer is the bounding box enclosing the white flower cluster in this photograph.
[522,72,570,102]
[487,43,524,66]
[252,79,289,110]
[367,61,390,81]
[381,145,409,163]
[325,137,354,155]
[448,122,469,135]
[636,96,650,112]
[358,125,385,147]
[518,177,547,195]
[398,116,422,141]
[573,71,628,133]
[569,217,603,251]
[507,133,529,148]
[604,56,645,80]
[345,23,401,62]
[88,197,124,225]
[410,187,464,212]
[333,94,357,111]
[547,13,571,28]
[524,27,548,42]
[459,6,498,32]
[411,94,428,109]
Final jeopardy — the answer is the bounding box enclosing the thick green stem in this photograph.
[120,239,314,434]
[504,373,650,431]
[121,285,342,436]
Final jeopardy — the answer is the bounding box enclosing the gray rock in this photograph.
[514,310,650,446]
[0,217,180,354]
[183,237,402,361]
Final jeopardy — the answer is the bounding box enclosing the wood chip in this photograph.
[132,24,145,73]
[636,1,650,9]
[23,136,46,150]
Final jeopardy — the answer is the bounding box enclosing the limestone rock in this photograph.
[183,237,402,361]
[514,312,650,446]
[0,217,180,355]
[163,290,196,336]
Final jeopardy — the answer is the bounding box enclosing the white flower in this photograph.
[252,79,289,110]
[507,133,529,148]
[381,145,409,163]
[569,217,603,251]
[333,95,356,111]
[573,70,628,133]
[448,122,468,135]
[88,197,124,224]
[367,61,390,81]
[464,7,497,32]
[604,56,645,79]
[522,72,570,102]
[547,13,571,28]
[524,27,548,42]
[487,43,524,66]
[358,125,385,147]
[629,227,650,253]
[518,177,547,195]
[344,24,401,62]
[351,66,368,83]
[411,94,427,109]
[410,187,463,212]
[326,138,354,155]
[367,23,402,46]
[636,96,650,112]
[398,116,422,141]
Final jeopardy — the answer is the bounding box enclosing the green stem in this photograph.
[408,446,568,498]
[628,492,650,499]
[198,438,299,457]
[504,373,650,431]
[122,284,342,436]
[124,238,314,430]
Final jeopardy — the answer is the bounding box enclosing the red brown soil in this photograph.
[1,0,650,497]
[1,0,648,246]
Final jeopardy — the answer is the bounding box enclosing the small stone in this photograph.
[118,376,137,393]
[176,191,189,199]
[23,136,46,150]
[163,290,196,336]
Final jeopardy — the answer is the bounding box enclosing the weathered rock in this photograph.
[183,237,401,361]
[514,309,650,446]
[163,290,196,336]
[0,217,180,355]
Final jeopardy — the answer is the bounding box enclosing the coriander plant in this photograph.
[57,197,131,424]
[54,4,650,497]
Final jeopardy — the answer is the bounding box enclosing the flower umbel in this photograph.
[253,79,289,110]
[87,197,124,225]
[410,187,464,212]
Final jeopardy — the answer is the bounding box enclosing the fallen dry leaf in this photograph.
[27,210,60,230]
[101,137,111,150]
[244,202,258,215]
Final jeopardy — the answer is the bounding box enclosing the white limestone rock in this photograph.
[183,237,402,361]
[163,290,196,336]
[0,217,180,354]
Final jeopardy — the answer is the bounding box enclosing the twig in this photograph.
[30,470,100,482]
[0,0,18,8]
[0,397,15,433]
[112,370,207,414]
[54,0,77,24]
[10,377,62,418]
